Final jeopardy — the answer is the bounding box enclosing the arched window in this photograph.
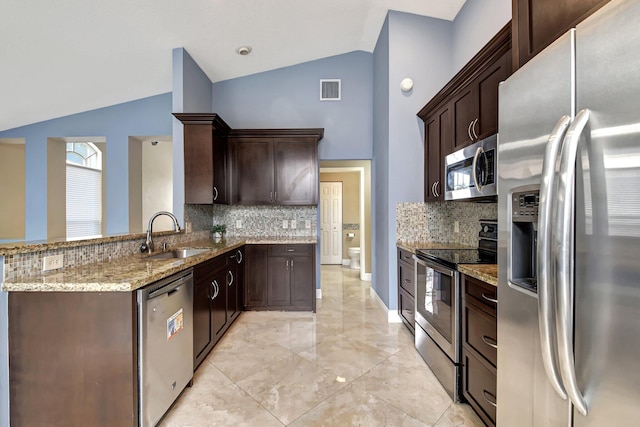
[66,142,102,239]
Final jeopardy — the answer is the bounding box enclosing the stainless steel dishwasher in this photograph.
[138,269,194,427]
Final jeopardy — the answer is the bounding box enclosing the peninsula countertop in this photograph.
[1,236,317,293]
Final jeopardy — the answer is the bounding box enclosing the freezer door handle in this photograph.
[555,108,590,416]
[538,115,572,400]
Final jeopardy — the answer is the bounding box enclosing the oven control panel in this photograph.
[512,190,539,222]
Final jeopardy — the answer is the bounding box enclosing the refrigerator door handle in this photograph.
[538,115,572,400]
[555,108,590,416]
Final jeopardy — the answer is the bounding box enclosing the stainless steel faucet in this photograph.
[145,211,181,254]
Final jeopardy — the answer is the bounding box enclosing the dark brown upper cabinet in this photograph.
[173,113,232,204]
[230,129,323,206]
[418,23,511,202]
[513,0,610,70]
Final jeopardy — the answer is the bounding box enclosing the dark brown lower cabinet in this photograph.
[245,244,315,312]
[397,248,415,333]
[9,292,138,427]
[193,247,245,370]
[462,274,498,427]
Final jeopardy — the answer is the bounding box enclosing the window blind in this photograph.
[66,164,102,239]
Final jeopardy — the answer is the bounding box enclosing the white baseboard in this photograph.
[316,288,322,299]
[361,272,372,282]
[342,259,350,266]
[369,287,402,323]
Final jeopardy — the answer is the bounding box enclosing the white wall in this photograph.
[0,141,25,241]
[142,139,173,231]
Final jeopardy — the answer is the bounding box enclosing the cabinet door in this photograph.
[232,137,274,205]
[232,247,244,318]
[184,124,214,204]
[475,50,511,140]
[290,255,314,311]
[193,274,213,367]
[424,104,450,202]
[451,86,477,151]
[245,245,268,308]
[211,269,228,342]
[212,131,229,204]
[274,137,318,205]
[267,256,291,307]
[513,0,610,69]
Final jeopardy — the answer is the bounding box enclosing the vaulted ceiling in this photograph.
[0,0,467,131]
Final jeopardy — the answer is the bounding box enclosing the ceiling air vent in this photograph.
[320,79,341,101]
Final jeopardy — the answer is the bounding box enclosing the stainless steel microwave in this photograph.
[444,135,497,201]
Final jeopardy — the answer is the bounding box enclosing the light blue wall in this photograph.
[171,48,214,223]
[452,0,512,73]
[212,51,373,161]
[372,16,391,306]
[0,94,173,239]
[375,12,454,310]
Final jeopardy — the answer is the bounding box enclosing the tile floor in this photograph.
[160,266,483,426]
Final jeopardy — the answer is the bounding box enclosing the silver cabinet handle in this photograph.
[471,118,479,140]
[433,181,440,198]
[538,115,571,401]
[483,390,497,408]
[482,335,498,349]
[210,281,215,300]
[236,250,243,264]
[228,270,234,286]
[431,182,437,197]
[211,280,219,300]
[555,108,590,416]
[481,293,498,304]
[286,259,289,269]
[274,191,277,201]
[291,259,294,269]
[270,191,273,202]
[213,186,219,201]
[467,120,474,141]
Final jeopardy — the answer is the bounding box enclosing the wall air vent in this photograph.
[320,79,341,101]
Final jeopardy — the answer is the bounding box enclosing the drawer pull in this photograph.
[482,335,498,349]
[482,293,498,304]
[404,279,411,283]
[286,249,295,252]
[483,390,497,408]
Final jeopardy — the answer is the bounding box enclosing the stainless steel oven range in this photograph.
[414,224,496,401]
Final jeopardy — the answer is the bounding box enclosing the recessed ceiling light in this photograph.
[236,46,252,56]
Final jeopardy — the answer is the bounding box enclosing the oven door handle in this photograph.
[414,255,454,277]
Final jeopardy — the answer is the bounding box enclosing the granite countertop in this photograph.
[396,241,476,253]
[1,236,317,293]
[458,264,498,287]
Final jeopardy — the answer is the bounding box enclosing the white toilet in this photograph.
[347,247,361,270]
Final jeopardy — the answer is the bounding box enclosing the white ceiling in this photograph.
[0,0,466,131]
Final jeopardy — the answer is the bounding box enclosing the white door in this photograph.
[320,182,342,264]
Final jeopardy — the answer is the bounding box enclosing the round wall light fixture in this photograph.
[400,78,414,92]
[236,46,252,56]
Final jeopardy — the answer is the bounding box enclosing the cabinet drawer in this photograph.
[464,275,497,316]
[463,350,497,427]
[463,301,497,367]
[398,260,415,296]
[398,248,413,264]
[195,253,227,276]
[398,289,415,333]
[269,244,313,256]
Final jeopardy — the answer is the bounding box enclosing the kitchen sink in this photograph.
[145,248,210,260]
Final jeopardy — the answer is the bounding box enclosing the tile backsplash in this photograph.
[397,202,497,247]
[212,205,317,238]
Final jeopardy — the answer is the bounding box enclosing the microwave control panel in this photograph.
[512,190,539,222]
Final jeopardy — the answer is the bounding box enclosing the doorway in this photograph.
[320,182,343,264]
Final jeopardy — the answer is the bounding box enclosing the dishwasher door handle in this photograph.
[147,272,192,300]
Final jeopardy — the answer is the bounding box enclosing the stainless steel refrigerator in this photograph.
[497,1,640,425]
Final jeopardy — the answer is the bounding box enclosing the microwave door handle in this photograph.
[555,109,590,417]
[472,146,484,192]
[538,114,571,401]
